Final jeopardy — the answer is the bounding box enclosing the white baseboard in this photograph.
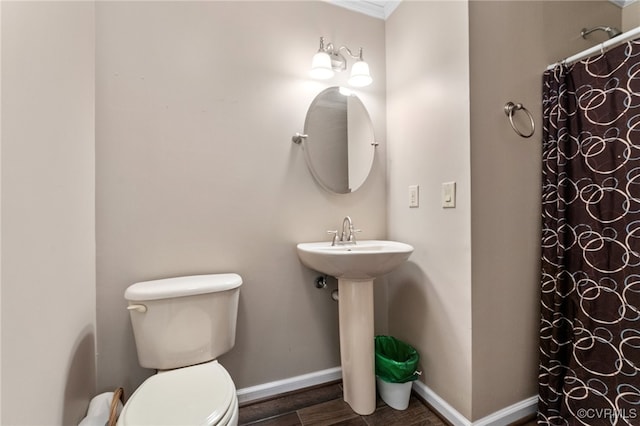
[412,381,538,426]
[236,368,537,426]
[412,381,472,426]
[235,366,342,405]
[473,395,538,426]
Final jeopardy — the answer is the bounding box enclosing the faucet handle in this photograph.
[348,228,362,242]
[327,230,339,246]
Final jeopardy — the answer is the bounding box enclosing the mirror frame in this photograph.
[301,87,376,194]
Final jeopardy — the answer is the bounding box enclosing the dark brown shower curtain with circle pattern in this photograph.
[539,40,640,425]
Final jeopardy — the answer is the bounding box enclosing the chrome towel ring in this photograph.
[504,102,535,138]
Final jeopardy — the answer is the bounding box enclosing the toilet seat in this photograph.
[118,360,237,426]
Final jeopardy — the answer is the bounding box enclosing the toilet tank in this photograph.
[125,274,242,370]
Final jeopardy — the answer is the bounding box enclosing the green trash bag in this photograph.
[374,335,420,383]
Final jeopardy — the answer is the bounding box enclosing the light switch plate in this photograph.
[442,181,456,208]
[409,185,419,208]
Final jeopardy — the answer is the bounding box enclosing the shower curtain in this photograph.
[539,40,640,425]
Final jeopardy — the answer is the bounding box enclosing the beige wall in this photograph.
[469,1,620,420]
[386,0,473,419]
[0,0,628,423]
[95,1,387,394]
[387,0,621,422]
[469,1,543,418]
[623,1,640,31]
[0,1,3,420]
[1,2,96,425]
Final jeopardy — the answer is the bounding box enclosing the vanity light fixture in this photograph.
[309,37,373,87]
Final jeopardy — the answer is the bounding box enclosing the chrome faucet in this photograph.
[328,216,361,246]
[341,216,354,242]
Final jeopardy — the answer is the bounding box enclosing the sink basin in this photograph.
[296,240,414,280]
[296,239,413,414]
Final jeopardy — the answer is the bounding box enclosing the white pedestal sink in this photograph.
[296,240,414,415]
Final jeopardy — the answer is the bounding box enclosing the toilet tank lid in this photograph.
[125,274,242,301]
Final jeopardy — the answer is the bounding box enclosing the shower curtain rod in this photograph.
[546,25,640,70]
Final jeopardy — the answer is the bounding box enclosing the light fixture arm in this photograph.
[338,46,364,61]
[318,36,328,52]
[311,37,372,87]
[318,38,364,61]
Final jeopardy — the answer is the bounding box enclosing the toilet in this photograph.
[118,273,242,426]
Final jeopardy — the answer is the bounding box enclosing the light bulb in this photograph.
[339,87,353,96]
[348,60,372,87]
[310,51,334,80]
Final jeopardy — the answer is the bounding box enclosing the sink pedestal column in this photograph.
[338,278,376,415]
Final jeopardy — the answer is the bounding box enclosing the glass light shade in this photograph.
[348,60,372,87]
[338,86,353,96]
[310,51,334,80]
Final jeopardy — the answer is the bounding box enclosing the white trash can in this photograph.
[376,376,413,410]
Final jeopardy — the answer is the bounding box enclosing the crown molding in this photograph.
[330,0,635,20]
[327,0,401,20]
[609,0,638,7]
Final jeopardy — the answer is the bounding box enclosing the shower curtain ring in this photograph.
[504,101,535,138]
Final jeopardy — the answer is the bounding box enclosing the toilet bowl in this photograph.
[117,361,238,426]
[120,274,242,426]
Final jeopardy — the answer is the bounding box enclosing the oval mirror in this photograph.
[302,87,376,194]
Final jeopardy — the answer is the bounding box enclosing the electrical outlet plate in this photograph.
[442,181,456,208]
[409,185,419,208]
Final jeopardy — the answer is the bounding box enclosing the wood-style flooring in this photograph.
[238,382,539,426]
